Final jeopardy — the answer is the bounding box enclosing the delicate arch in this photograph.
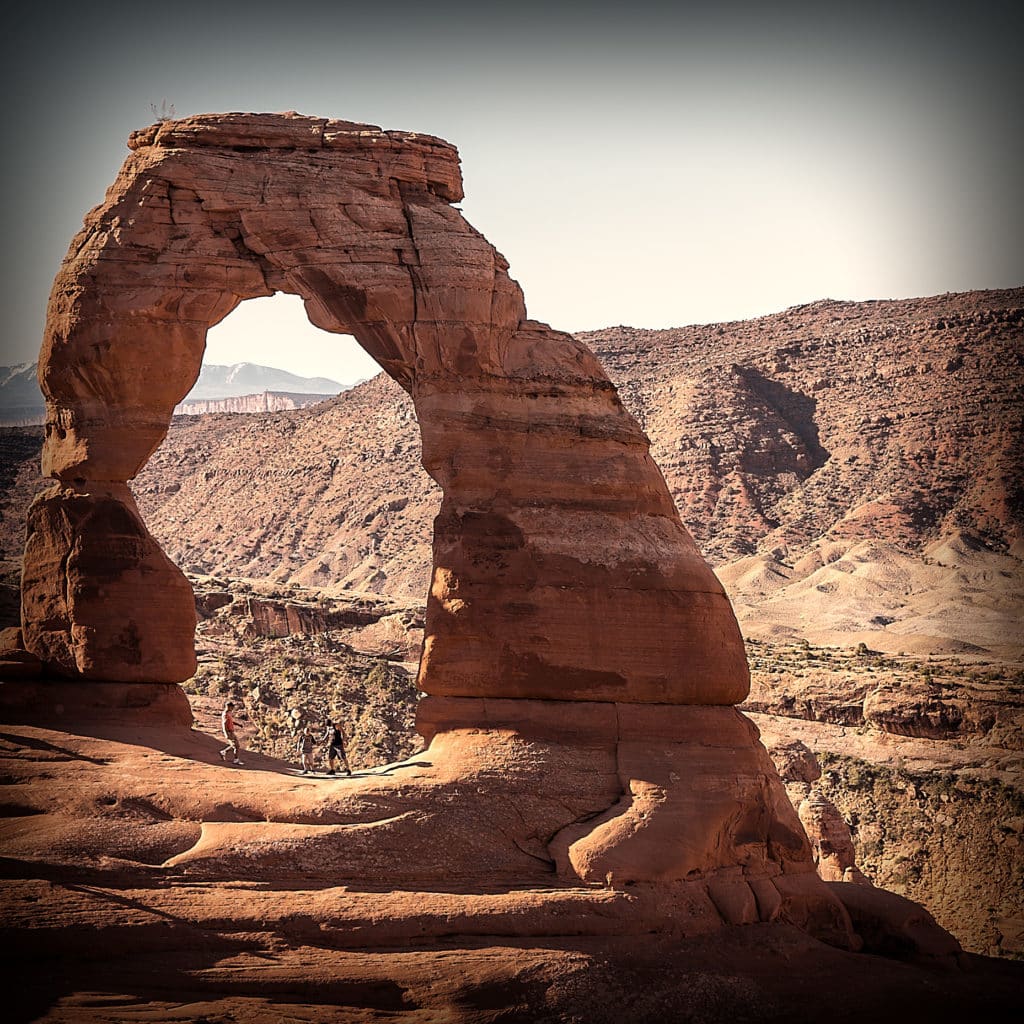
[23,113,748,705]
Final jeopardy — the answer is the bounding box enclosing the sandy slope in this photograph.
[719,530,1024,659]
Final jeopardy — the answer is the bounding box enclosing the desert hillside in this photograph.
[133,286,1023,660]
[1,288,1021,657]
[2,288,1023,961]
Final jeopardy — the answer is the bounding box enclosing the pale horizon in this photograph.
[2,2,1021,381]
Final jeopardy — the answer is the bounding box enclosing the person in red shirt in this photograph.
[219,701,244,765]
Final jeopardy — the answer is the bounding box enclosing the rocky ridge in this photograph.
[3,288,1019,639]
[133,288,1023,661]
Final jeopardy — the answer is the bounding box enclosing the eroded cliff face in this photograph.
[816,753,1024,959]
[587,295,1023,561]
[746,641,1023,958]
[174,391,334,415]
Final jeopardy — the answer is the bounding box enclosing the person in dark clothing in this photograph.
[324,720,352,776]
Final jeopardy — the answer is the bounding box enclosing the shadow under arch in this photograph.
[23,111,748,709]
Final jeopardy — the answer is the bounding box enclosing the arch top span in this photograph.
[26,111,750,706]
[39,112,529,482]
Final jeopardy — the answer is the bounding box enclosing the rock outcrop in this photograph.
[7,113,978,993]
[760,732,871,885]
[5,715,1019,1023]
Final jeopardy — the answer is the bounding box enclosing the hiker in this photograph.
[219,701,244,765]
[324,719,352,776]
[297,725,316,774]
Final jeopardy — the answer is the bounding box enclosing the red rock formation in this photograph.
[760,731,871,886]
[5,714,1014,1022]
[21,483,196,681]
[18,112,969,965]
[30,111,746,703]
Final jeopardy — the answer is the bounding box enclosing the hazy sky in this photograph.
[1,1,1021,385]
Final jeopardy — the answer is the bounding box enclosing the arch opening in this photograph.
[120,287,436,769]
[135,290,438,599]
[199,293,381,398]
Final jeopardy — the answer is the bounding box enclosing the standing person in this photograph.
[219,701,244,765]
[297,725,316,775]
[324,719,352,776]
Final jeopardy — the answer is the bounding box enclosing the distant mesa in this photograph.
[173,361,346,415]
[0,360,348,424]
[174,391,337,416]
[180,361,345,402]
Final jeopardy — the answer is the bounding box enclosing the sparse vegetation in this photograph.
[813,749,1024,955]
[184,630,420,770]
[150,99,176,122]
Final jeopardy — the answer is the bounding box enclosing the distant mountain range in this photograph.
[182,363,345,402]
[0,362,347,424]
[0,364,45,424]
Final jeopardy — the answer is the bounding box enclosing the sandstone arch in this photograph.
[24,112,748,705]
[11,114,874,940]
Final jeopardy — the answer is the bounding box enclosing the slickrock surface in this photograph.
[2,712,1022,1022]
